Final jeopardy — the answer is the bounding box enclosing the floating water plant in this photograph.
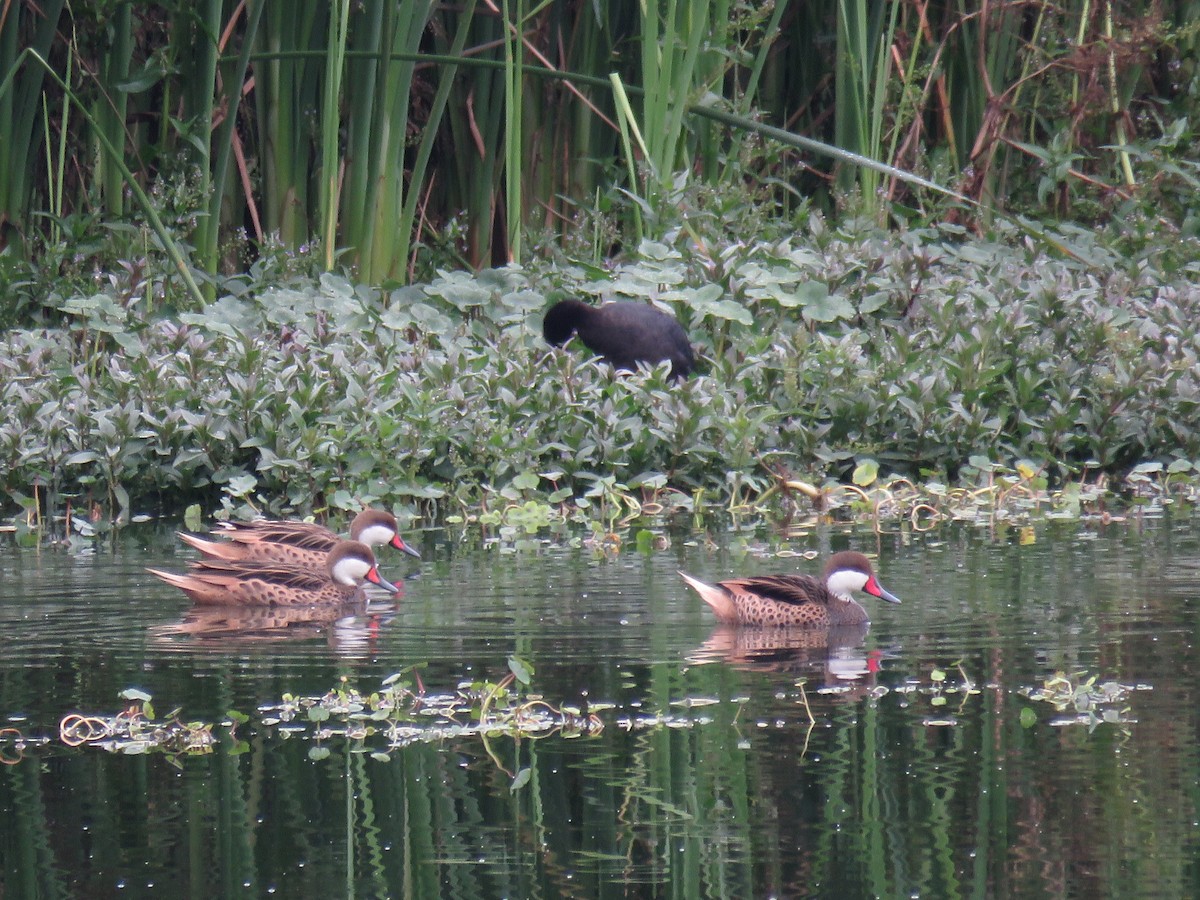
[26,663,604,763]
[260,663,603,760]
[58,688,217,760]
[1020,670,1143,733]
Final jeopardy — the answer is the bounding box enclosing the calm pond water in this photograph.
[2,514,1200,898]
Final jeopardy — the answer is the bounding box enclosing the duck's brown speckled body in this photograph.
[679,551,901,627]
[148,540,400,606]
[178,509,420,569]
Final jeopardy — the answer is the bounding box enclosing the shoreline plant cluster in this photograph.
[1,217,1199,538]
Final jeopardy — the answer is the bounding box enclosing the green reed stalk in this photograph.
[693,0,730,179]
[319,0,351,271]
[345,0,437,282]
[609,73,646,243]
[561,3,619,228]
[395,1,478,280]
[437,12,507,269]
[190,0,222,288]
[0,0,66,252]
[503,0,525,264]
[198,0,265,293]
[882,6,924,178]
[40,44,70,243]
[255,3,322,247]
[717,0,791,186]
[339,1,384,269]
[6,49,204,306]
[637,0,710,195]
[95,1,132,216]
[1104,0,1135,187]
[834,0,867,195]
[834,0,899,213]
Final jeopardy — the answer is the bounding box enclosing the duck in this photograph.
[147,540,401,606]
[177,508,420,569]
[542,299,694,378]
[678,551,901,627]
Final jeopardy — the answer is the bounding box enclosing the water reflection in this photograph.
[2,518,1200,897]
[150,599,401,654]
[691,621,881,687]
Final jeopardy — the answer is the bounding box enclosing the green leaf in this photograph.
[800,290,855,322]
[511,471,540,491]
[121,688,152,702]
[509,767,532,793]
[696,298,753,325]
[223,474,257,498]
[507,656,534,686]
[852,459,878,487]
[184,504,203,532]
[1020,707,1037,728]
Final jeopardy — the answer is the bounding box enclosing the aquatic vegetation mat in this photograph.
[1,662,604,765]
[0,661,1149,768]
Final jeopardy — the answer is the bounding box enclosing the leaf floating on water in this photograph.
[507,656,534,686]
[184,504,203,532]
[1025,670,1138,733]
[852,459,879,487]
[509,768,532,793]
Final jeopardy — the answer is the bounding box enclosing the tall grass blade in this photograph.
[320,0,351,271]
[6,49,205,305]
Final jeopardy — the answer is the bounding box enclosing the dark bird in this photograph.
[542,299,694,378]
[679,551,901,627]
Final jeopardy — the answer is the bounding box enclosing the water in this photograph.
[2,516,1200,898]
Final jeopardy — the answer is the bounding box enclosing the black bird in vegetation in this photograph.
[542,299,694,378]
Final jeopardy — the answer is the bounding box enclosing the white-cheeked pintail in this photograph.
[148,540,400,606]
[178,508,420,569]
[679,551,901,627]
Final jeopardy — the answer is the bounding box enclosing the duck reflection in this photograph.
[151,599,398,655]
[692,622,883,687]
